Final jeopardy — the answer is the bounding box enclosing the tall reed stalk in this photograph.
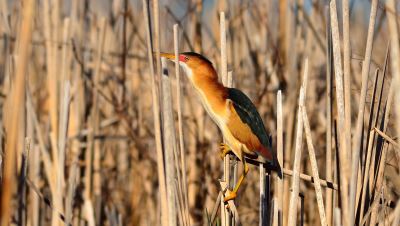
[161,57,178,226]
[142,0,168,224]
[0,0,34,225]
[349,1,378,224]
[287,59,308,226]
[330,1,350,225]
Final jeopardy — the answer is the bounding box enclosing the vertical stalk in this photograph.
[174,24,190,226]
[220,11,231,226]
[276,90,283,226]
[330,1,350,224]
[220,12,228,84]
[259,163,266,226]
[349,1,378,224]
[342,0,352,167]
[55,82,70,226]
[93,18,107,225]
[287,59,308,226]
[386,0,400,159]
[43,0,59,138]
[161,58,178,226]
[0,0,33,225]
[358,130,375,224]
[334,208,341,226]
[369,142,389,225]
[325,6,333,225]
[278,0,287,64]
[120,0,128,105]
[142,0,168,224]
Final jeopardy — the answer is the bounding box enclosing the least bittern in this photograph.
[160,52,280,202]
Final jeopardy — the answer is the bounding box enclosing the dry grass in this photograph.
[0,1,399,226]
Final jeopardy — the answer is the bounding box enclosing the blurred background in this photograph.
[0,0,399,225]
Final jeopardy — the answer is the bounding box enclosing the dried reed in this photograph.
[287,59,308,226]
[142,0,168,224]
[349,1,378,224]
[0,0,34,225]
[0,1,398,226]
[330,1,350,225]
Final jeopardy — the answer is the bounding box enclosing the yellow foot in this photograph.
[224,190,237,202]
[219,143,231,159]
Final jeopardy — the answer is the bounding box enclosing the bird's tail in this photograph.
[259,146,282,179]
[271,157,283,179]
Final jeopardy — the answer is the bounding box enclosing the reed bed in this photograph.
[0,0,399,226]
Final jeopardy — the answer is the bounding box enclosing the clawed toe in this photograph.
[219,143,231,159]
[223,190,237,202]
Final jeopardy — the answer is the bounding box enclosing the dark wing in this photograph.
[227,88,272,150]
[227,88,281,176]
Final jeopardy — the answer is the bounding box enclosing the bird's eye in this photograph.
[179,55,189,62]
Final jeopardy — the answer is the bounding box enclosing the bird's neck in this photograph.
[192,69,227,95]
[191,70,228,115]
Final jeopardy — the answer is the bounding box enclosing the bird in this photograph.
[160,52,280,202]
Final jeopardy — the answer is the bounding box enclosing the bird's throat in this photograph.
[192,76,228,119]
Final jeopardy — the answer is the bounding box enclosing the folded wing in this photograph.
[226,88,274,162]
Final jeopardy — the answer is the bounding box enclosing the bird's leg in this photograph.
[224,156,249,202]
[219,143,232,159]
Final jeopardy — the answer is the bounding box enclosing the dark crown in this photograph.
[182,52,213,66]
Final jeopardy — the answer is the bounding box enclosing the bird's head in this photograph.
[160,52,216,80]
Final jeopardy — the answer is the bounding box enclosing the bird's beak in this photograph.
[159,52,176,61]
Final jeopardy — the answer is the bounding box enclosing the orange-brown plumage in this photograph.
[160,51,275,161]
[160,51,279,201]
[191,67,228,116]
[226,102,273,160]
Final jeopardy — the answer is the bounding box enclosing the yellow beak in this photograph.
[159,52,176,61]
